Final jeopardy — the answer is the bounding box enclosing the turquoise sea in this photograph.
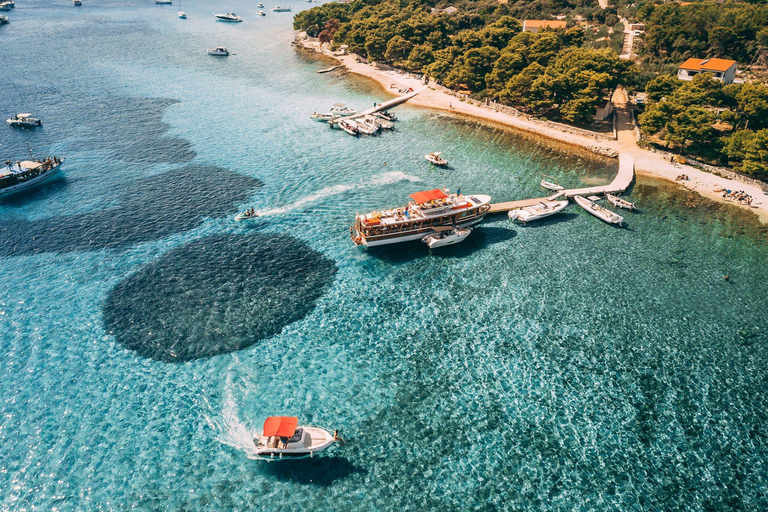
[2,1,768,510]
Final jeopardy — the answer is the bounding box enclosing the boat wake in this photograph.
[257,171,420,217]
[212,372,260,460]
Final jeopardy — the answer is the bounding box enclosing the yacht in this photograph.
[425,152,448,166]
[508,200,568,223]
[207,46,230,56]
[422,226,472,248]
[254,416,338,459]
[215,12,242,21]
[573,195,624,225]
[6,113,42,128]
[0,155,64,196]
[351,188,491,247]
[271,6,291,12]
[606,193,636,210]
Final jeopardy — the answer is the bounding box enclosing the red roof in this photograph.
[410,189,448,204]
[263,416,298,437]
[678,58,737,72]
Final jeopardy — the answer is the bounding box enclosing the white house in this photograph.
[677,58,738,84]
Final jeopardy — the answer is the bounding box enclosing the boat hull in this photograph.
[0,162,62,196]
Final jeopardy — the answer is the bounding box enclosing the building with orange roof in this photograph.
[677,58,738,84]
[522,20,567,33]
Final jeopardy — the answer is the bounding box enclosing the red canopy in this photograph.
[263,416,298,437]
[410,189,448,204]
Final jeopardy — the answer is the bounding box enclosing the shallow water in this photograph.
[1,1,768,510]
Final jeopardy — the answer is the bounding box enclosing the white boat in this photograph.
[0,1,13,10]
[254,416,338,459]
[372,113,394,129]
[355,119,377,135]
[207,46,230,56]
[215,12,242,21]
[422,226,472,248]
[0,155,64,196]
[425,152,448,166]
[540,178,564,191]
[178,11,186,18]
[351,188,491,247]
[271,5,291,12]
[508,200,569,223]
[573,195,624,225]
[310,111,333,122]
[330,104,356,117]
[606,193,636,210]
[235,208,258,221]
[0,14,8,23]
[338,119,359,136]
[6,113,42,128]
[257,10,265,16]
[257,2,263,7]
[377,110,397,121]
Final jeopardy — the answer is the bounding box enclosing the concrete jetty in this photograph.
[348,88,424,120]
[488,154,635,213]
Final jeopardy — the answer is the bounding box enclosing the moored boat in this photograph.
[207,46,230,56]
[351,188,491,247]
[355,118,378,135]
[508,200,569,223]
[606,193,636,210]
[310,111,333,122]
[540,177,564,191]
[1,155,64,196]
[422,226,472,248]
[330,104,356,117]
[254,416,338,459]
[425,152,448,166]
[6,113,42,128]
[235,207,258,221]
[573,195,624,225]
[215,12,242,21]
[338,119,359,136]
[372,113,394,129]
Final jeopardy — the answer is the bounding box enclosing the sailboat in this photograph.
[178,0,186,18]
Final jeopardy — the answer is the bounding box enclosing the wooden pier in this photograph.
[488,154,635,213]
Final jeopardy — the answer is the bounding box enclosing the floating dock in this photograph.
[489,154,634,213]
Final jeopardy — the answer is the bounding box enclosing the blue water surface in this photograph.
[1,1,768,510]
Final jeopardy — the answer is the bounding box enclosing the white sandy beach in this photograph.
[301,40,768,224]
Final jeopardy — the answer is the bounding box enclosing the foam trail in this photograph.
[214,370,260,460]
[258,171,421,217]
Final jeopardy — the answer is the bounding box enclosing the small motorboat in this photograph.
[254,416,339,459]
[508,200,568,223]
[372,113,394,129]
[215,12,242,21]
[178,11,187,18]
[377,110,397,121]
[235,208,258,221]
[606,193,636,210]
[155,0,172,4]
[422,226,472,249]
[73,0,82,5]
[310,111,334,122]
[573,195,624,225]
[257,2,264,7]
[257,10,265,16]
[207,46,230,56]
[425,152,448,166]
[330,104,356,117]
[0,1,14,10]
[0,14,9,23]
[540,177,564,191]
[355,118,378,135]
[271,5,291,12]
[338,119,359,136]
[5,113,42,128]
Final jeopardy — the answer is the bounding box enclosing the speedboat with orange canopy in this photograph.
[350,188,491,247]
[254,416,338,459]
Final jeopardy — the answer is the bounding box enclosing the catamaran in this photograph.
[254,416,338,459]
[508,200,569,223]
[1,154,64,196]
[351,188,491,247]
[573,195,624,225]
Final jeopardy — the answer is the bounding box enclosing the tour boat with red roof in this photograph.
[350,188,491,247]
[254,416,338,459]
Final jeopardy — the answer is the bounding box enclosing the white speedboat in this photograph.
[0,14,8,23]
[6,113,42,128]
[508,199,569,223]
[271,5,291,12]
[257,2,264,7]
[422,226,472,248]
[540,178,564,191]
[573,195,624,225]
[425,152,448,166]
[235,208,258,221]
[351,188,491,247]
[0,155,64,196]
[215,12,242,21]
[257,10,265,16]
[606,193,636,210]
[207,46,230,56]
[178,11,186,18]
[254,416,338,459]
[338,119,359,136]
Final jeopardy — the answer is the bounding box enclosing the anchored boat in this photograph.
[425,152,448,166]
[215,12,242,21]
[573,195,624,225]
[6,113,42,128]
[422,226,472,248]
[254,416,338,459]
[606,193,636,210]
[207,46,230,56]
[508,200,569,223]
[351,188,491,247]
[271,5,291,12]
